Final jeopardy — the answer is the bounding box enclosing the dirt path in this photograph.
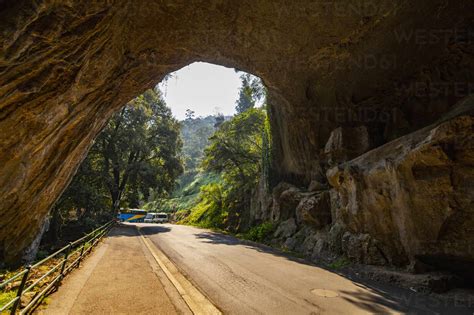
[43,225,190,315]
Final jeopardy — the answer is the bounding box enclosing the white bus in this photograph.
[144,212,169,223]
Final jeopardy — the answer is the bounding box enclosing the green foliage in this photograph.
[143,113,222,215]
[235,73,266,114]
[53,88,182,240]
[145,172,219,213]
[35,249,50,261]
[262,110,273,190]
[180,115,219,171]
[0,291,16,309]
[181,183,229,229]
[179,172,220,197]
[240,222,275,243]
[174,209,190,221]
[112,89,182,207]
[327,257,351,269]
[181,108,267,230]
[202,108,266,187]
[179,72,269,231]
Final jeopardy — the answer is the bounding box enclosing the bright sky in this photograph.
[158,62,242,120]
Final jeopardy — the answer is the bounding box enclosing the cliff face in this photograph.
[257,101,473,285]
[1,0,473,267]
[328,102,474,276]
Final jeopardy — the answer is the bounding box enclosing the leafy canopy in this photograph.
[202,108,265,187]
[235,73,266,113]
[55,88,183,222]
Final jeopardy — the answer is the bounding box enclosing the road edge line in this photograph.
[137,227,222,315]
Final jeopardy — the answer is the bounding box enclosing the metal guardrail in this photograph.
[0,220,114,314]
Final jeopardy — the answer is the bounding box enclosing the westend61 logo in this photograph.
[314,107,399,124]
[313,54,398,71]
[388,292,474,309]
[274,1,403,18]
[394,28,474,45]
[395,82,474,98]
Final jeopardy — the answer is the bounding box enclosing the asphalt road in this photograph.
[138,223,474,315]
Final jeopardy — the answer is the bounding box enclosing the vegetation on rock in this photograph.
[239,222,275,243]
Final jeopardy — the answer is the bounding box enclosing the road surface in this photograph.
[45,225,189,314]
[139,223,473,315]
[45,223,473,314]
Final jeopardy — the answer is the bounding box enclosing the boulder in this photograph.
[283,237,298,251]
[249,177,273,224]
[290,227,312,253]
[271,183,304,221]
[341,232,388,265]
[327,222,347,255]
[311,237,331,262]
[273,218,297,239]
[295,191,332,228]
[300,231,321,256]
[21,216,50,263]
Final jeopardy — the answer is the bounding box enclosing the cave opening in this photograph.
[36,62,270,257]
[0,1,473,300]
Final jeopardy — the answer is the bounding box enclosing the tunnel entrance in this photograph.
[39,62,268,256]
[0,0,473,291]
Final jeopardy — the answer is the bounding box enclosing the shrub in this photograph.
[0,291,16,310]
[180,183,228,229]
[241,222,275,243]
[328,257,351,270]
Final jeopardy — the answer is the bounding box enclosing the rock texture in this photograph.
[328,99,474,277]
[255,98,473,285]
[1,0,474,269]
[323,126,372,166]
[295,192,331,229]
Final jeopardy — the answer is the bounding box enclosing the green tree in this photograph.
[180,115,218,171]
[98,89,183,211]
[185,109,195,120]
[203,108,265,186]
[214,113,225,128]
[189,108,268,230]
[235,74,266,113]
[55,88,183,219]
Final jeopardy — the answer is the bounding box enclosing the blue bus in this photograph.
[117,209,147,222]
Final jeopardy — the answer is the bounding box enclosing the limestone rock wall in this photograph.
[327,100,474,274]
[1,0,474,266]
[261,99,473,280]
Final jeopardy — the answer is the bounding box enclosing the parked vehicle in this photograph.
[117,208,147,222]
[144,212,169,223]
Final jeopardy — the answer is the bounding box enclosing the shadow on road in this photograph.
[106,223,171,238]
[139,225,172,235]
[106,224,474,314]
[192,230,474,315]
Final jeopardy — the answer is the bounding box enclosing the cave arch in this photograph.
[1,0,473,266]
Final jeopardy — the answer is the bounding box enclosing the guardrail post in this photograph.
[11,265,31,315]
[78,243,86,267]
[57,242,72,287]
